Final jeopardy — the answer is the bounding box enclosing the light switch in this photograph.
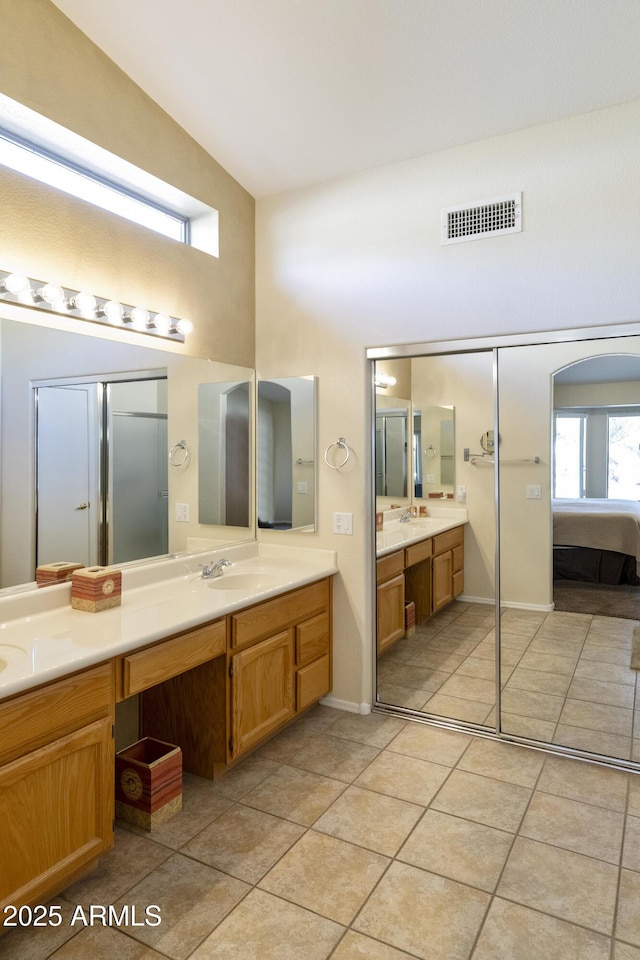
[526,484,542,500]
[297,481,308,494]
[333,512,353,535]
[175,502,190,521]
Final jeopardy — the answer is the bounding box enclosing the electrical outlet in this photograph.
[333,512,353,535]
[175,502,190,522]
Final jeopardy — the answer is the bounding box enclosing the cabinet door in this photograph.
[432,551,454,613]
[230,630,294,757]
[377,574,405,655]
[0,717,113,913]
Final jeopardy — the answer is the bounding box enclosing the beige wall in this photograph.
[0,0,255,367]
[256,100,640,711]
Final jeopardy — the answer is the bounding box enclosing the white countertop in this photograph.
[0,542,337,701]
[376,506,468,557]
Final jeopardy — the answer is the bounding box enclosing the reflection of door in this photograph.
[375,412,407,497]
[36,385,98,567]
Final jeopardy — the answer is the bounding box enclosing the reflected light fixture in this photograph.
[0,269,192,343]
[374,374,397,389]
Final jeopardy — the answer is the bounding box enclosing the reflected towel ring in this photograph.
[424,444,437,460]
[169,440,189,467]
[324,437,350,469]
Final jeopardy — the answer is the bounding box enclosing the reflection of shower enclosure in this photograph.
[36,376,168,570]
[375,411,408,497]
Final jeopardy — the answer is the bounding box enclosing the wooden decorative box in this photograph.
[71,565,122,612]
[36,561,85,587]
[115,738,182,830]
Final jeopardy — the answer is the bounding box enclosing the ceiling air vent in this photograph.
[442,192,522,245]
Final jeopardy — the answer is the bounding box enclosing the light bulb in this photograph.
[69,292,97,317]
[152,313,170,334]
[130,306,149,329]
[3,273,30,296]
[102,300,123,324]
[38,283,66,308]
[176,318,193,336]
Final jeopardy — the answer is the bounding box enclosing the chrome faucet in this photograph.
[399,509,413,522]
[199,558,233,579]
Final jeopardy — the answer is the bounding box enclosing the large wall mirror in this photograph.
[0,308,255,591]
[257,376,316,532]
[370,326,640,770]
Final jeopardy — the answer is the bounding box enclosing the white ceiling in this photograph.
[51,0,640,199]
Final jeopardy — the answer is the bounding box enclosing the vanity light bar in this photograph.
[0,270,192,343]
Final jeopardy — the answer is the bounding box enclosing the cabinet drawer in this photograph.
[123,619,226,698]
[376,551,404,584]
[297,654,331,711]
[231,579,329,649]
[405,538,432,567]
[296,612,330,666]
[433,526,464,555]
[0,663,113,765]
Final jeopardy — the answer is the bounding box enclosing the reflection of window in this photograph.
[554,407,640,499]
[608,414,640,498]
[554,413,586,498]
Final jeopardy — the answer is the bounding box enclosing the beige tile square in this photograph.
[457,736,545,787]
[431,769,531,832]
[241,764,346,825]
[520,791,624,863]
[377,681,431,710]
[559,699,633,737]
[518,651,579,675]
[506,666,572,697]
[498,712,556,742]
[331,931,417,959]
[0,900,79,960]
[256,723,317,762]
[538,754,629,812]
[575,659,636,686]
[211,754,281,800]
[497,837,617,934]
[181,804,304,883]
[500,687,564,721]
[616,869,640,947]
[629,776,640,816]
[456,655,500,681]
[567,677,634,709]
[385,662,450,692]
[354,750,450,805]
[354,861,489,960]
[615,942,640,959]
[313,784,423,855]
[120,773,234,849]
[554,723,632,760]
[435,674,496,704]
[44,926,167,959]
[581,644,631,666]
[113,852,250,959]
[472,897,611,960]
[422,692,494,724]
[327,712,406,748]
[397,808,513,892]
[387,721,472,766]
[287,733,379,782]
[623,816,640,871]
[528,637,584,658]
[190,888,344,960]
[63,827,172,907]
[259,831,389,925]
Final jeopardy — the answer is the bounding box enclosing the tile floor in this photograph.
[4,704,640,958]
[378,600,640,761]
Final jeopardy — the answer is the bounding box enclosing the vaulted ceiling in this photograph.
[52,0,640,198]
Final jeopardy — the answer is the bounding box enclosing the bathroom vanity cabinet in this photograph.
[0,571,333,918]
[141,577,333,773]
[0,663,114,915]
[376,524,464,653]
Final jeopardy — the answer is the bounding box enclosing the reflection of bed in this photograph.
[553,498,640,584]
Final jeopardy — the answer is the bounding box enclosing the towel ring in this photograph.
[324,437,350,469]
[169,440,189,467]
[424,444,437,460]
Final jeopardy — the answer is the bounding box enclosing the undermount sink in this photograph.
[207,572,281,592]
[0,644,28,672]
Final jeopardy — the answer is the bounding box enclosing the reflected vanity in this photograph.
[369,326,640,771]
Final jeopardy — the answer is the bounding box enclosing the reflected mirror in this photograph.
[198,381,251,528]
[0,311,255,590]
[257,376,316,531]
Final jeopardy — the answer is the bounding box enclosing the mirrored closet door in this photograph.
[371,324,640,769]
